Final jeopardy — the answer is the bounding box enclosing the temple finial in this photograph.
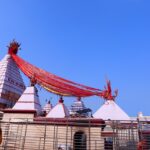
[8,40,20,55]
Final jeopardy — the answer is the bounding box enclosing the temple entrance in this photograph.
[104,137,113,150]
[74,131,86,150]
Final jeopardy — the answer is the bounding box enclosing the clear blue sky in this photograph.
[0,0,150,116]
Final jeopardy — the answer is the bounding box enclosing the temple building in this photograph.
[0,53,25,108]
[0,41,150,150]
[13,86,42,115]
[93,100,130,120]
[69,97,90,117]
[43,100,53,115]
[46,97,69,118]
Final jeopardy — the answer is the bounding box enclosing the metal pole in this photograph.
[3,119,11,150]
[21,119,28,150]
[88,119,91,150]
[43,121,47,150]
[66,118,69,149]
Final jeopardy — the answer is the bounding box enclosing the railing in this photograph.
[0,118,150,150]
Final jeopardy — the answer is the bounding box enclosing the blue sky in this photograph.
[0,0,150,116]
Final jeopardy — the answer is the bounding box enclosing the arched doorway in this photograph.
[74,131,86,150]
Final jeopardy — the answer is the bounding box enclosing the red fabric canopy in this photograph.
[8,41,117,99]
[11,54,102,97]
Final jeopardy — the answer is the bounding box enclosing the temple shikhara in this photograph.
[0,41,150,150]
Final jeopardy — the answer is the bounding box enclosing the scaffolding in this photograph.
[0,118,150,150]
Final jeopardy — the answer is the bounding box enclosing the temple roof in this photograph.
[0,54,25,108]
[69,98,90,117]
[93,100,130,120]
[13,86,42,115]
[43,100,53,114]
[46,98,69,118]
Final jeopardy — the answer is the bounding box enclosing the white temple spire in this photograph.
[43,100,53,115]
[0,54,25,108]
[46,97,69,118]
[93,100,130,120]
[69,97,89,117]
[13,86,42,115]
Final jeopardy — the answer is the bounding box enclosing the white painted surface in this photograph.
[69,99,89,117]
[93,100,130,120]
[43,101,53,114]
[13,86,42,115]
[0,54,25,107]
[46,102,69,118]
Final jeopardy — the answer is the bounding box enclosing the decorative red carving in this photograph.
[99,80,118,100]
[8,40,20,55]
